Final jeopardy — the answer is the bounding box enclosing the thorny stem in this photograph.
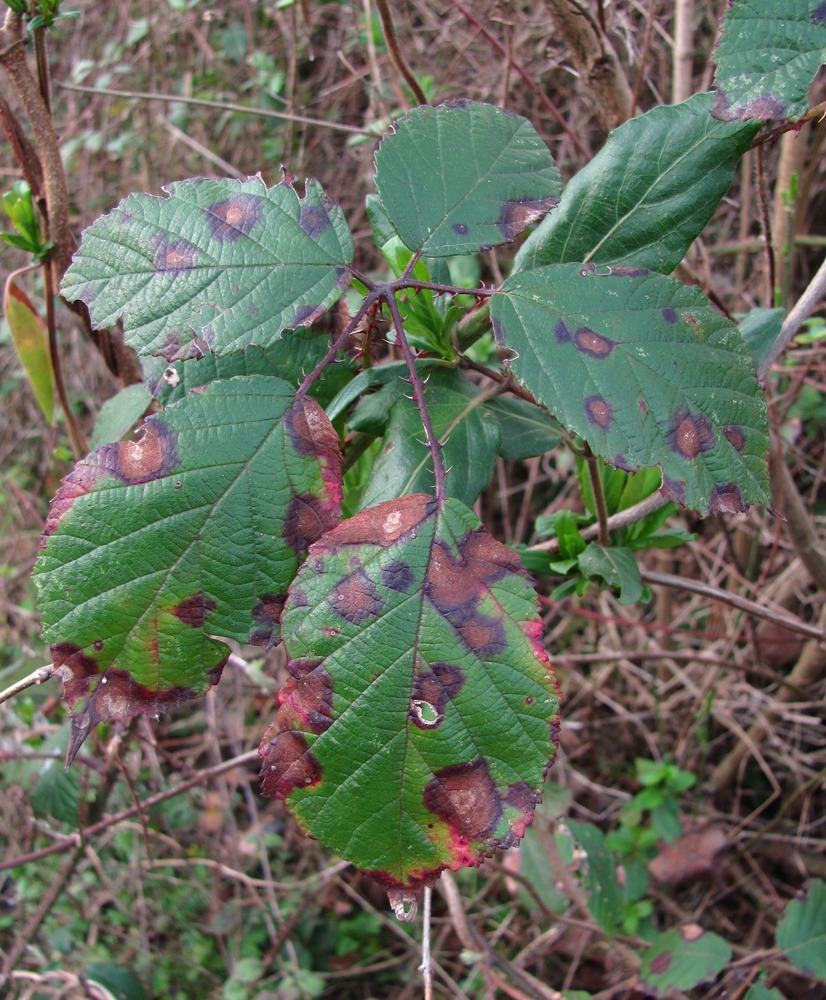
[384,291,448,501]
[294,291,381,402]
[402,277,494,298]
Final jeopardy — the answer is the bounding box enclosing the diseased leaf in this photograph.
[713,0,826,122]
[3,276,56,423]
[776,879,826,977]
[515,94,760,274]
[490,264,769,514]
[143,329,335,406]
[640,927,732,996]
[357,368,501,509]
[259,494,559,895]
[375,101,561,257]
[61,176,353,359]
[34,375,342,762]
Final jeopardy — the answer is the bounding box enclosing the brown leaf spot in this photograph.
[259,729,322,799]
[709,481,747,515]
[204,194,264,242]
[277,662,334,734]
[428,531,520,610]
[584,395,613,429]
[284,494,334,555]
[497,196,559,241]
[574,328,616,358]
[723,425,746,452]
[330,569,384,623]
[109,421,179,484]
[660,475,687,505]
[604,265,650,277]
[322,495,436,549]
[409,662,465,728]
[152,235,198,272]
[661,306,678,323]
[172,593,217,627]
[639,400,648,413]
[249,593,288,647]
[501,781,540,842]
[667,410,715,460]
[649,951,673,974]
[62,662,226,765]
[381,561,415,592]
[423,758,502,840]
[452,222,469,235]
[554,319,572,344]
[456,613,506,658]
[299,202,332,237]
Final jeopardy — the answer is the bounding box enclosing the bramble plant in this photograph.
[14,0,824,955]
[32,95,775,917]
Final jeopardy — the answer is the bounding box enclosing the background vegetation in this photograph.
[1,1,825,997]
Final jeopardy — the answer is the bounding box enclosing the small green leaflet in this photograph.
[61,176,354,359]
[515,93,760,274]
[375,101,561,257]
[490,264,769,514]
[34,375,343,762]
[259,494,559,893]
[713,0,826,122]
[640,928,732,996]
[776,878,826,977]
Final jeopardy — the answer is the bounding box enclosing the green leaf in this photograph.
[89,383,153,449]
[34,375,343,763]
[484,395,563,460]
[142,329,334,406]
[30,744,81,824]
[61,176,353,359]
[357,368,501,509]
[566,821,626,935]
[375,101,561,257]
[738,307,784,371]
[578,544,643,604]
[490,264,769,514]
[713,0,826,122]
[84,963,149,1000]
[640,927,732,996]
[776,879,826,977]
[3,276,56,423]
[744,978,785,1000]
[515,94,760,274]
[259,494,559,892]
